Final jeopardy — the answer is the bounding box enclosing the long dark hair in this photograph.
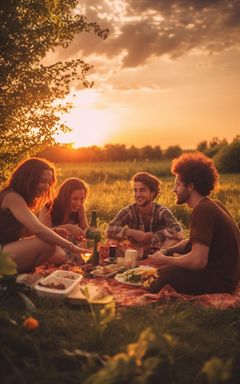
[51,177,88,225]
[6,157,56,209]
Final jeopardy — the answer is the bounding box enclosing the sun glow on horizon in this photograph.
[55,90,116,148]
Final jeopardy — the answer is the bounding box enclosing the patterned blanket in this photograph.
[17,261,240,310]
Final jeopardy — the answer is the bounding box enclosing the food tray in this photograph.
[35,270,83,298]
[67,283,114,306]
[91,264,124,278]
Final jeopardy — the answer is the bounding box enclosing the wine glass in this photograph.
[81,251,92,275]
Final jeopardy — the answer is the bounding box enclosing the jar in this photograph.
[124,249,138,268]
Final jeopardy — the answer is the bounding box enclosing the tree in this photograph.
[164,145,182,159]
[205,137,228,158]
[196,140,208,152]
[128,145,140,161]
[214,137,240,173]
[140,145,163,160]
[103,144,127,161]
[152,145,163,160]
[0,0,108,183]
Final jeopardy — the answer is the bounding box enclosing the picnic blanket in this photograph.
[17,261,240,310]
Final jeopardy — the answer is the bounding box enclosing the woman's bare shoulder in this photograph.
[2,191,25,206]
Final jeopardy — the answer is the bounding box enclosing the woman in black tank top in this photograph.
[0,158,84,273]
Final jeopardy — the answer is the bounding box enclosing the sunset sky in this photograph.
[46,0,240,149]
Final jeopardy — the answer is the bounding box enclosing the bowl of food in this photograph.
[35,270,83,298]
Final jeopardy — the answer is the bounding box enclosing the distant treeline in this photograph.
[38,135,240,173]
[38,143,183,162]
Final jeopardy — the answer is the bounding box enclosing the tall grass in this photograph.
[55,162,240,235]
[55,160,172,185]
[1,161,240,384]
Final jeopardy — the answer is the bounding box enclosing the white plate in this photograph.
[35,270,83,298]
[114,274,141,287]
[115,266,157,287]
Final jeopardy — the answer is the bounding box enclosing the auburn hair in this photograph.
[7,157,56,210]
[171,152,219,196]
[50,177,88,225]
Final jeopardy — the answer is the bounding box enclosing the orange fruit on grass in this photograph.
[23,317,39,330]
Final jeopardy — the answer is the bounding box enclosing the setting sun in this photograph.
[55,90,116,148]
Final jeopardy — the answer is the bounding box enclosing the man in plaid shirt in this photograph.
[107,172,183,252]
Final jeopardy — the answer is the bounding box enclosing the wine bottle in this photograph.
[86,210,101,266]
[86,210,101,242]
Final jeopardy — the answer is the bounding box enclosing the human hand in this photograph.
[127,229,152,244]
[162,226,183,240]
[147,251,172,267]
[67,224,85,241]
[69,245,88,265]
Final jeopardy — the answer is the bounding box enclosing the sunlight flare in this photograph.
[55,90,115,148]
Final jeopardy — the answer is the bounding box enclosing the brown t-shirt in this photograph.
[190,197,240,288]
[0,189,23,246]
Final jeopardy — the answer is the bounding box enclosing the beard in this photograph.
[176,188,190,205]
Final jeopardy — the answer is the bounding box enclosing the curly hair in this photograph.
[131,172,161,200]
[7,157,56,209]
[171,152,219,196]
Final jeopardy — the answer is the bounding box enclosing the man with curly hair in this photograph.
[149,152,240,294]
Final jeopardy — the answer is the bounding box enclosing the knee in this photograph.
[38,240,55,254]
[49,246,66,265]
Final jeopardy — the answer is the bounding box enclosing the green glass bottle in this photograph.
[86,210,101,266]
[86,210,101,242]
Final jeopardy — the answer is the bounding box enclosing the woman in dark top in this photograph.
[0,158,84,273]
[39,178,88,242]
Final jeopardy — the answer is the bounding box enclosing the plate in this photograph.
[115,266,158,287]
[35,270,83,298]
[114,274,141,286]
[67,283,114,306]
[91,264,124,278]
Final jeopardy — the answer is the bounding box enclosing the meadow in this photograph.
[56,161,240,236]
[1,161,240,384]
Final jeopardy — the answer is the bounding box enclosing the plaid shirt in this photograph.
[107,202,182,242]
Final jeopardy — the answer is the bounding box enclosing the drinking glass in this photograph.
[81,251,92,275]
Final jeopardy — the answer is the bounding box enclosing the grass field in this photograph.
[55,162,240,235]
[1,161,240,384]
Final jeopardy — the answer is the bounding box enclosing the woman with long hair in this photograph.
[39,177,88,242]
[0,158,83,273]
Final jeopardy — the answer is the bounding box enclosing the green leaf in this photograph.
[201,357,232,384]
[0,252,17,278]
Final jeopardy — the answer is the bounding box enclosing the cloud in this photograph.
[56,0,240,68]
[44,0,240,94]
